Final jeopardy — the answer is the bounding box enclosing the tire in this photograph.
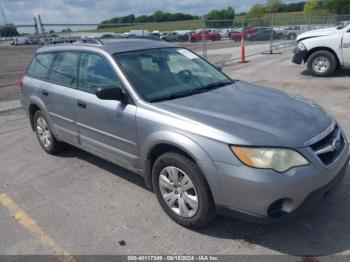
[152,152,216,228]
[34,111,66,154]
[307,50,336,77]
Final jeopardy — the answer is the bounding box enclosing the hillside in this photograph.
[87,11,327,33]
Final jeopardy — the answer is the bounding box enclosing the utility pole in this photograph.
[34,17,41,45]
[201,16,207,59]
[0,0,8,25]
[38,15,47,44]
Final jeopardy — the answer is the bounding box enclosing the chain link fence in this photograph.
[1,14,350,66]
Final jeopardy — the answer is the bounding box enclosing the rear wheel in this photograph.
[307,50,336,77]
[152,152,216,228]
[34,111,66,154]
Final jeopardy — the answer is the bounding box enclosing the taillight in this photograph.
[19,76,24,90]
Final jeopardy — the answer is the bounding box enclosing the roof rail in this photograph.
[78,37,104,45]
[99,35,161,41]
[42,35,162,47]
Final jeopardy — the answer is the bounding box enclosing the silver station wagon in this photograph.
[20,38,349,228]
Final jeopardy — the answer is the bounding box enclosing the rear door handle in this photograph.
[42,90,49,96]
[77,100,87,109]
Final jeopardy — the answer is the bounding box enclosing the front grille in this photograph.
[310,124,345,166]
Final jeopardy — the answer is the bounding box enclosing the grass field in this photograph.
[87,11,336,33]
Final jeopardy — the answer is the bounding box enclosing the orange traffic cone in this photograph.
[240,33,246,63]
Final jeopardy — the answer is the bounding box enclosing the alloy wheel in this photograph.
[36,117,52,148]
[158,166,199,218]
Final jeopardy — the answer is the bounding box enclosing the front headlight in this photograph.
[231,146,309,173]
[297,41,306,51]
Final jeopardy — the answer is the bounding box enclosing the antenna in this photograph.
[0,0,8,25]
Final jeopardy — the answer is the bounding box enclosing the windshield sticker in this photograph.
[177,49,198,59]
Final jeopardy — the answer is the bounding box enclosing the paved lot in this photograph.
[0,46,350,257]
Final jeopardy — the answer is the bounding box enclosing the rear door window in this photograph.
[27,53,55,79]
[49,52,80,87]
[78,52,121,93]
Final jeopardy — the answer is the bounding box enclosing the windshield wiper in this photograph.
[150,80,235,103]
[192,80,235,94]
[150,89,197,102]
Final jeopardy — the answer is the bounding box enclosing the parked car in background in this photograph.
[255,27,270,33]
[190,30,221,42]
[280,26,301,40]
[335,21,350,28]
[247,28,279,41]
[11,37,28,45]
[25,38,40,45]
[217,29,231,38]
[161,31,189,42]
[128,30,151,37]
[152,30,160,38]
[293,23,350,76]
[230,28,256,42]
[21,38,349,228]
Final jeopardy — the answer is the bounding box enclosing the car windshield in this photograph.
[114,48,233,102]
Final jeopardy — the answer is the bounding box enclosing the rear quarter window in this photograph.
[27,53,55,79]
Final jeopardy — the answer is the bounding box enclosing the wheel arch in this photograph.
[146,143,198,186]
[29,103,41,131]
[27,97,57,137]
[304,46,341,66]
[140,132,219,194]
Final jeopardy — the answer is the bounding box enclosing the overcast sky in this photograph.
[0,0,301,25]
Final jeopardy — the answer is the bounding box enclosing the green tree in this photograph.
[245,4,266,26]
[206,7,235,27]
[153,11,169,22]
[304,0,325,15]
[119,14,135,24]
[0,25,19,37]
[135,15,149,23]
[265,0,284,13]
[246,4,266,18]
[324,0,350,14]
[206,7,235,20]
[280,2,306,12]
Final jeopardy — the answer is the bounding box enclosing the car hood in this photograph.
[154,81,333,148]
[297,27,338,41]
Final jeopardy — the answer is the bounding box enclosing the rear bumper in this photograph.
[292,47,307,64]
[217,156,349,224]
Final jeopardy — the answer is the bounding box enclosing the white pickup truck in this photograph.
[292,22,350,76]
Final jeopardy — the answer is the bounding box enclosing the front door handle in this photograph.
[77,100,87,109]
[42,90,49,96]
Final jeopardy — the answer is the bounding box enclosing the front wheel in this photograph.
[307,50,336,77]
[152,152,216,228]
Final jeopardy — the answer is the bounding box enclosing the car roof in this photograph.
[36,38,179,55]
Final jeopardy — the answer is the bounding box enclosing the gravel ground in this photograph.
[0,46,37,102]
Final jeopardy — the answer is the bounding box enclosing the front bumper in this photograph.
[214,141,349,223]
[292,47,307,64]
[217,158,349,223]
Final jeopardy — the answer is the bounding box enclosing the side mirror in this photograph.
[95,86,125,101]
